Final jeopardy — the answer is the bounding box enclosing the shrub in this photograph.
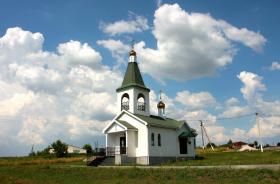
[51,140,68,158]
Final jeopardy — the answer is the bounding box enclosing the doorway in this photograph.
[179,137,188,154]
[120,137,126,154]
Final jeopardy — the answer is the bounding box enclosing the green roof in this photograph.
[179,131,195,138]
[116,113,197,137]
[133,114,185,129]
[117,120,137,130]
[116,62,150,92]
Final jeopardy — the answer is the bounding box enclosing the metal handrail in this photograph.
[106,146,127,156]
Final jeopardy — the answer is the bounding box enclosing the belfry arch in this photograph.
[121,93,129,110]
[137,93,145,111]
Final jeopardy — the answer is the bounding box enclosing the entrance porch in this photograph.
[106,131,127,156]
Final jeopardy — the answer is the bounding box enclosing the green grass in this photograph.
[0,151,280,183]
[0,155,85,166]
[166,150,280,166]
[0,165,280,184]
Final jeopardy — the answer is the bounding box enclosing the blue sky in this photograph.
[0,0,280,156]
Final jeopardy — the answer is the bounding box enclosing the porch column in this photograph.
[125,130,128,155]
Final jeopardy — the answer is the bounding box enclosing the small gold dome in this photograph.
[129,49,136,56]
[157,101,165,109]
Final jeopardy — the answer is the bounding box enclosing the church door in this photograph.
[179,137,188,154]
[120,137,126,154]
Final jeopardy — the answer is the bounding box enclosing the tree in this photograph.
[36,146,51,156]
[277,142,280,147]
[83,144,93,154]
[51,140,68,158]
[206,142,216,148]
[227,139,233,148]
[254,141,258,148]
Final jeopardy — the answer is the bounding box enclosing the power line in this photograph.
[185,113,255,122]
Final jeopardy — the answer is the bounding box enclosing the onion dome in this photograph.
[129,49,136,56]
[157,101,165,109]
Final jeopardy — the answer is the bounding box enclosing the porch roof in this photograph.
[179,131,196,138]
[117,120,137,130]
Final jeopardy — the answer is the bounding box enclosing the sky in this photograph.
[0,0,280,156]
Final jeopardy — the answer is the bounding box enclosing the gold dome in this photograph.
[129,49,136,56]
[157,101,165,109]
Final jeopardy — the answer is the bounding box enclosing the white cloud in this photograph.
[0,27,122,156]
[175,90,216,110]
[270,61,280,71]
[97,39,130,65]
[0,27,43,54]
[100,13,149,36]
[134,4,266,81]
[219,71,280,142]
[237,71,266,102]
[225,97,239,106]
[220,105,251,118]
[58,40,102,68]
[220,21,266,52]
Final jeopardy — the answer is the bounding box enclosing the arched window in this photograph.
[121,93,129,110]
[158,134,161,146]
[137,93,145,111]
[151,133,155,146]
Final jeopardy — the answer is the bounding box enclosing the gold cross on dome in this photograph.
[130,39,135,49]
[159,90,163,100]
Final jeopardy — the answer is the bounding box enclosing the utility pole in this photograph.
[256,113,263,152]
[200,121,214,151]
[200,121,205,149]
[202,123,214,151]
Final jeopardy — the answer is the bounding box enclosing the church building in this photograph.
[102,47,197,165]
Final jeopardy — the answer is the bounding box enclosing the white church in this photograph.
[102,48,197,165]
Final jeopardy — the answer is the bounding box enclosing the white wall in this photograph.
[148,126,178,157]
[148,126,196,157]
[127,130,137,157]
[117,88,150,116]
[132,88,150,116]
[118,113,148,157]
[107,122,125,134]
[117,88,134,113]
[67,146,87,154]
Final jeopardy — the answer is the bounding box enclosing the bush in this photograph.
[51,140,68,158]
[36,146,51,157]
[206,142,217,148]
[82,144,93,154]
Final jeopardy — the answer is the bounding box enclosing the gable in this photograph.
[106,121,126,133]
[177,123,198,137]
[102,110,145,134]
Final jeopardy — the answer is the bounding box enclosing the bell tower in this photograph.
[116,46,150,116]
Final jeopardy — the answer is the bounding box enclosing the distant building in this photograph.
[232,141,247,149]
[49,145,86,154]
[238,145,257,152]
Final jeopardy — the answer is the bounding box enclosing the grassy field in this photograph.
[0,155,85,166]
[0,150,280,184]
[1,165,280,184]
[167,149,280,166]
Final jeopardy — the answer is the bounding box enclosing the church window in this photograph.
[121,93,129,110]
[137,93,145,111]
[158,134,161,146]
[151,133,155,146]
